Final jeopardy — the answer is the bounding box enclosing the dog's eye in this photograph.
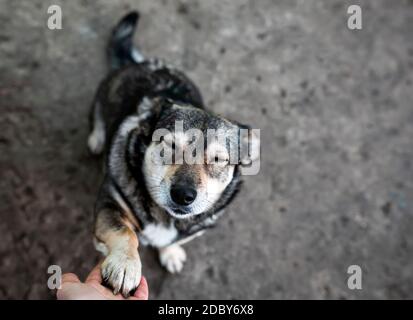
[213,155,229,166]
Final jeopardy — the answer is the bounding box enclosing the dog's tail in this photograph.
[108,11,145,69]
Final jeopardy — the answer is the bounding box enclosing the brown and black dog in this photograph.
[88,11,259,297]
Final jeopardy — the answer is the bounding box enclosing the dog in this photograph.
[88,11,259,297]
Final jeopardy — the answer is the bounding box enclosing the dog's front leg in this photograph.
[94,208,141,297]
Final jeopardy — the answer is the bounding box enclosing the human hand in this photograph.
[56,262,148,300]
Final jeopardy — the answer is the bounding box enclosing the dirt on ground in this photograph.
[0,0,413,299]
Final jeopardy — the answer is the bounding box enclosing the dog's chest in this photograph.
[139,223,178,248]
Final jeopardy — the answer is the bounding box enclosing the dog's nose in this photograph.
[170,184,197,206]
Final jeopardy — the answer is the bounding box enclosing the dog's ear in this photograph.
[237,123,260,175]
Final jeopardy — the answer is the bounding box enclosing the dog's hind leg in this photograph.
[158,230,206,273]
[88,101,106,155]
[158,244,187,274]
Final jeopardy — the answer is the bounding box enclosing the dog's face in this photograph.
[143,103,245,219]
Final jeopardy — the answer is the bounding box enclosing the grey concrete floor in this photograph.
[0,0,412,299]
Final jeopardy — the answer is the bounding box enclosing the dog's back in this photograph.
[88,11,205,154]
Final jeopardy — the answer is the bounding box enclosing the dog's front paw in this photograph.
[101,250,142,297]
[159,244,187,274]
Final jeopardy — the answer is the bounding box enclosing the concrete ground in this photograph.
[0,0,412,299]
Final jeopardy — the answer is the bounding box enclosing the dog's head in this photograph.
[141,99,259,219]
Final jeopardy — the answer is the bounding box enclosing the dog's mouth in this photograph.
[165,206,193,219]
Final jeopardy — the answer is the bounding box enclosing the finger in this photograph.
[85,261,103,284]
[130,276,148,300]
[61,273,81,285]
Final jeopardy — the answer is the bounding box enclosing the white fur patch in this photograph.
[88,102,105,155]
[159,244,187,273]
[93,238,109,256]
[139,223,178,248]
[88,125,105,154]
[117,112,150,138]
[131,48,145,63]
